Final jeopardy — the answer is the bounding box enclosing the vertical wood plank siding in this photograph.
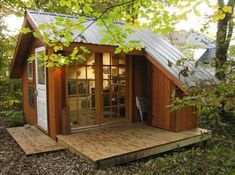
[47,48,63,139]
[22,38,44,125]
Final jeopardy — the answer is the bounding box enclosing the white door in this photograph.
[35,47,48,131]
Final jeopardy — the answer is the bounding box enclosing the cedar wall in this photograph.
[22,38,43,125]
[132,56,197,132]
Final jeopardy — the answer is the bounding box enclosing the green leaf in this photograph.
[20,27,31,34]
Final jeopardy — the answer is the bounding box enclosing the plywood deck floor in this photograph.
[57,123,211,168]
[7,126,66,155]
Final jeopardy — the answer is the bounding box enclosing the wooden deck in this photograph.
[7,126,66,155]
[57,123,211,168]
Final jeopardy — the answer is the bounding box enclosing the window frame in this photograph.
[27,61,33,81]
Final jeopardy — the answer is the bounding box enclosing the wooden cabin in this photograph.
[10,10,218,140]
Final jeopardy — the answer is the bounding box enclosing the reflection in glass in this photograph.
[103,66,110,79]
[87,53,95,65]
[102,53,127,123]
[87,66,95,79]
[103,80,110,90]
[119,54,126,65]
[68,66,76,79]
[28,62,33,80]
[67,53,96,128]
[68,80,76,95]
[77,67,86,79]
[37,52,45,85]
[103,53,110,65]
[88,81,95,94]
[87,94,96,108]
[77,80,87,95]
[111,66,118,77]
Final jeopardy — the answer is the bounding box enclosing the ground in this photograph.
[0,116,234,175]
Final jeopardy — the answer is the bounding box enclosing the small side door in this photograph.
[35,46,48,131]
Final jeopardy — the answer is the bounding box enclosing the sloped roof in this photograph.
[11,10,219,88]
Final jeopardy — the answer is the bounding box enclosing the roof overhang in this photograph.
[10,12,37,78]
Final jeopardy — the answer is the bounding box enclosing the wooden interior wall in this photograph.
[132,56,148,123]
[22,38,43,125]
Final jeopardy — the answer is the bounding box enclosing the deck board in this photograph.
[57,124,211,168]
[7,126,66,155]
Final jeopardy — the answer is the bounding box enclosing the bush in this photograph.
[4,110,25,127]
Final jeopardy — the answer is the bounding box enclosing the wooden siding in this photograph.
[170,90,198,132]
[22,38,44,125]
[131,56,148,122]
[151,65,173,130]
[47,48,63,139]
[149,62,197,131]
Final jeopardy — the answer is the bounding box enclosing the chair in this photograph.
[136,97,148,123]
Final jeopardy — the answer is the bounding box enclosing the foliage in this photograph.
[141,135,235,175]
[18,0,210,67]
[3,110,25,127]
[0,6,22,119]
[169,59,235,127]
[0,22,22,130]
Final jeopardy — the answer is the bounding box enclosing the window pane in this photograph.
[87,53,95,65]
[103,107,111,118]
[111,107,118,118]
[103,53,110,65]
[111,66,118,77]
[103,80,110,90]
[87,94,95,109]
[28,62,33,80]
[111,92,118,106]
[77,80,87,95]
[37,60,46,85]
[78,97,87,109]
[88,81,95,94]
[103,93,110,107]
[68,80,77,95]
[77,66,86,79]
[87,66,95,79]
[119,107,125,118]
[118,54,126,65]
[103,66,110,79]
[111,55,119,65]
[119,67,126,78]
[68,66,76,79]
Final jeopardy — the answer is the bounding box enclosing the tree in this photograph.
[4,0,235,126]
[215,0,235,80]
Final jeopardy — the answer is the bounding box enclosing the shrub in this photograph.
[5,110,25,127]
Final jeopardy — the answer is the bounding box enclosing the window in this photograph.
[28,62,33,80]
[37,51,46,85]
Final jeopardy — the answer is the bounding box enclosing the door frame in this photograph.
[65,52,132,131]
[35,46,48,132]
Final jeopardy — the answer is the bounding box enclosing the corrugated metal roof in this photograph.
[27,10,220,87]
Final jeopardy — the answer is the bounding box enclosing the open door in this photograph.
[35,47,48,131]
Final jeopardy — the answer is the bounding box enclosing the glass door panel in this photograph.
[67,53,97,129]
[102,53,128,124]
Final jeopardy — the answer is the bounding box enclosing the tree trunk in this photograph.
[215,0,235,80]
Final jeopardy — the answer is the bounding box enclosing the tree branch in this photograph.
[71,0,137,42]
